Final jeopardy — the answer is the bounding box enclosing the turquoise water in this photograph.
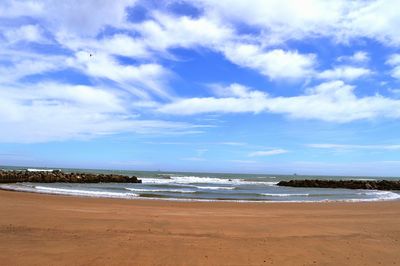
[1,166,399,202]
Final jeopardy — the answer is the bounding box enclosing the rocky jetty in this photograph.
[0,170,141,183]
[277,179,400,191]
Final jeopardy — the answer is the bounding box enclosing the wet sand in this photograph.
[0,190,399,265]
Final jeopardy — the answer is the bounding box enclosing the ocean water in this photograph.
[1,166,400,202]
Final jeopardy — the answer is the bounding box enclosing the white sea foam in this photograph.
[125,188,196,193]
[164,176,233,184]
[195,186,236,190]
[1,182,399,203]
[141,176,277,186]
[33,186,139,198]
[261,193,310,197]
[27,168,57,172]
[358,190,400,201]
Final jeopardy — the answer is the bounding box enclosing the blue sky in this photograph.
[1,0,400,176]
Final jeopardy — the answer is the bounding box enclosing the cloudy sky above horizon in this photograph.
[1,0,400,176]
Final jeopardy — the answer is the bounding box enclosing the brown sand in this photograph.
[0,190,399,266]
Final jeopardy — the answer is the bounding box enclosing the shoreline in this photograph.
[1,184,400,203]
[1,189,399,265]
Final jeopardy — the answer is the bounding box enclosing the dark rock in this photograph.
[0,170,141,184]
[277,179,400,191]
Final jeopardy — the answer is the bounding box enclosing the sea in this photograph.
[1,166,399,203]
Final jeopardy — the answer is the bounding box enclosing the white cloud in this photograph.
[217,142,246,146]
[43,0,137,37]
[0,0,139,38]
[0,50,67,83]
[248,149,288,157]
[133,12,317,80]
[158,84,267,115]
[196,149,208,156]
[189,0,348,43]
[390,67,400,80]
[386,54,400,66]
[318,66,372,81]
[226,159,257,164]
[59,34,150,59]
[0,82,200,143]
[158,81,400,122]
[345,0,400,46]
[352,51,369,63]
[308,143,400,150]
[389,88,400,96]
[337,51,369,63]
[135,11,234,51]
[143,141,246,146]
[3,24,47,43]
[222,45,316,80]
[2,0,400,145]
[386,54,400,79]
[181,157,207,161]
[0,0,44,18]
[69,51,172,99]
[189,0,400,46]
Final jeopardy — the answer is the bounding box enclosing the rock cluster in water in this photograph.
[277,179,400,191]
[0,170,141,183]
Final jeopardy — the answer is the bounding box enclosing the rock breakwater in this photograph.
[277,179,400,191]
[0,170,141,183]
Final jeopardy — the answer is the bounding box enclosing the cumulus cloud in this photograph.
[3,24,47,43]
[337,51,369,63]
[386,54,400,66]
[0,0,44,18]
[158,81,400,122]
[388,88,400,96]
[59,34,151,59]
[68,51,172,99]
[135,13,317,80]
[158,84,268,115]
[317,66,372,81]
[188,0,400,46]
[134,11,234,51]
[2,0,400,145]
[0,50,67,83]
[386,54,400,79]
[0,0,194,143]
[222,45,316,80]
[345,0,400,46]
[189,0,348,42]
[0,82,199,143]
[39,0,137,37]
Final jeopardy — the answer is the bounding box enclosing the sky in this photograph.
[1,0,400,176]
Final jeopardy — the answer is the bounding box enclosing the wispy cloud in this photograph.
[144,141,246,146]
[317,66,372,81]
[225,159,258,164]
[158,82,400,122]
[1,0,400,159]
[181,157,207,161]
[215,142,246,146]
[308,144,400,150]
[248,149,288,157]
[196,149,208,156]
[337,51,369,63]
[0,81,205,142]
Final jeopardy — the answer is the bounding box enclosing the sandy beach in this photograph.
[0,190,399,266]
